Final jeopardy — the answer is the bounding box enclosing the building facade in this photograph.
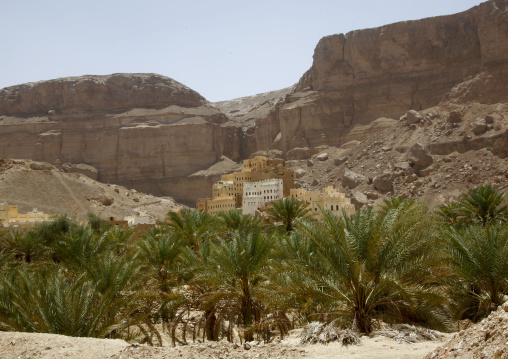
[0,202,51,231]
[242,178,283,215]
[289,186,355,218]
[197,156,294,214]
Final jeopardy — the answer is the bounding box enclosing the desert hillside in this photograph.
[0,159,180,221]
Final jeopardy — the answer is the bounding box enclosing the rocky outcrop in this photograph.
[0,73,206,116]
[0,74,240,204]
[225,0,508,155]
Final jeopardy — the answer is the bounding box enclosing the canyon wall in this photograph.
[0,74,241,204]
[236,0,508,154]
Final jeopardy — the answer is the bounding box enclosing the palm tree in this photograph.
[136,226,186,293]
[437,185,508,227]
[194,227,279,341]
[166,209,217,249]
[266,198,311,234]
[33,214,78,245]
[0,265,150,338]
[444,224,508,321]
[87,212,112,234]
[0,230,48,264]
[280,199,448,334]
[216,209,262,232]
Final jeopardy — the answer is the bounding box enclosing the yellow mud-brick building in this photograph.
[197,156,295,213]
[289,186,355,218]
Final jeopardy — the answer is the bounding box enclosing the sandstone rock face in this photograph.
[2,1,508,208]
[226,0,508,156]
[0,74,239,204]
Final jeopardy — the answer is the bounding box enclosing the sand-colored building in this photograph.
[0,202,51,227]
[196,195,236,215]
[197,156,295,213]
[289,186,355,218]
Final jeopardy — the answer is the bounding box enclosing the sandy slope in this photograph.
[0,159,181,222]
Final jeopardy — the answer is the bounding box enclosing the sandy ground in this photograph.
[0,330,450,359]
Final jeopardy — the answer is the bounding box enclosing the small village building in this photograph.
[290,186,355,218]
[242,178,283,215]
[197,156,295,214]
[0,202,50,227]
[124,211,155,225]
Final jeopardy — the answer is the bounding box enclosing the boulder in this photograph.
[316,152,329,161]
[365,191,379,200]
[334,156,348,166]
[285,147,312,160]
[418,165,434,177]
[341,140,361,149]
[342,170,367,189]
[447,110,462,124]
[401,110,423,125]
[94,196,114,206]
[351,191,368,208]
[472,118,487,134]
[394,162,411,171]
[295,168,307,178]
[29,161,53,171]
[406,143,433,167]
[373,173,393,192]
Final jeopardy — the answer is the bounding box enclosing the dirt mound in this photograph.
[0,159,181,221]
[426,302,508,359]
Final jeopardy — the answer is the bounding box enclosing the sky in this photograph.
[1,0,482,102]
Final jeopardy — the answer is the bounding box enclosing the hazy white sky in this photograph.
[1,0,482,102]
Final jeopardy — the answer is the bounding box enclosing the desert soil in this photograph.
[0,329,449,359]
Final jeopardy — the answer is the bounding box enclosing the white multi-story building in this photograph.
[242,178,283,215]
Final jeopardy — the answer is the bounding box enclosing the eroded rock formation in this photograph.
[228,0,508,155]
[0,74,241,205]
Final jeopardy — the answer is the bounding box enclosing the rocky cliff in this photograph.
[0,74,242,205]
[230,0,508,154]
